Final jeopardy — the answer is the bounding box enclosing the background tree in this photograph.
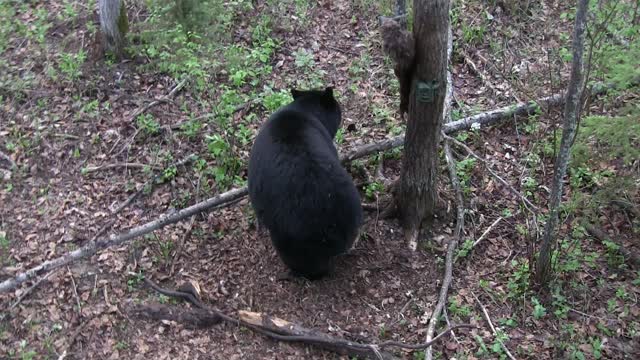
[535,0,589,286]
[398,0,450,250]
[99,0,128,58]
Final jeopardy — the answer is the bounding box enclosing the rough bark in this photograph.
[535,0,589,286]
[99,0,128,58]
[398,0,450,250]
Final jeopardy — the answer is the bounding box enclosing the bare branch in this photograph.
[83,163,161,173]
[473,291,517,360]
[473,217,504,248]
[0,187,247,293]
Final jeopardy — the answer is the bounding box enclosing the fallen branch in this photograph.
[425,138,464,360]
[83,163,160,174]
[0,186,247,293]
[472,291,517,360]
[135,278,474,360]
[342,90,566,163]
[584,224,640,269]
[473,217,503,248]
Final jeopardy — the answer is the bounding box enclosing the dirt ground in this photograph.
[1,0,639,359]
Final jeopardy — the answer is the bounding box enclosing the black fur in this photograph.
[248,87,363,279]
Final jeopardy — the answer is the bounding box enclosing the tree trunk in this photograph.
[399,0,450,251]
[99,0,128,59]
[535,0,589,286]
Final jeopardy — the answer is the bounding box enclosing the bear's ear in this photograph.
[324,87,334,97]
[291,89,303,99]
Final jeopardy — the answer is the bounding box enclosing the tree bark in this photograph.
[535,0,589,286]
[99,0,128,58]
[399,0,450,251]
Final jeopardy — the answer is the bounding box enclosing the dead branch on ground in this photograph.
[83,162,161,174]
[472,217,503,248]
[0,186,248,293]
[425,138,464,360]
[472,291,517,360]
[135,278,474,360]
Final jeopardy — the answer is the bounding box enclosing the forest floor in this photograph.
[1,0,639,359]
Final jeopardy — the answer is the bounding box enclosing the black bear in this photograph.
[248,87,363,279]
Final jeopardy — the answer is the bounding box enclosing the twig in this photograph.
[472,291,517,360]
[83,163,160,174]
[0,150,17,169]
[60,314,97,357]
[462,51,517,101]
[10,270,57,309]
[127,78,188,123]
[443,307,460,343]
[138,278,475,359]
[67,266,82,314]
[326,45,360,56]
[442,132,539,213]
[472,217,503,248]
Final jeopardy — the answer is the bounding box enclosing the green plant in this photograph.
[456,157,477,193]
[378,324,386,338]
[335,128,345,145]
[531,297,547,319]
[262,87,292,112]
[456,238,474,259]
[294,48,315,68]
[18,340,37,360]
[474,334,490,357]
[127,272,145,292]
[448,297,472,318]
[136,114,161,135]
[364,181,384,201]
[506,259,530,300]
[180,118,204,138]
[59,50,86,80]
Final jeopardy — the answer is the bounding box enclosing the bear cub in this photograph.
[248,87,363,280]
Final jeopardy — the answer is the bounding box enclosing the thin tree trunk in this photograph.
[399,0,450,251]
[535,0,589,286]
